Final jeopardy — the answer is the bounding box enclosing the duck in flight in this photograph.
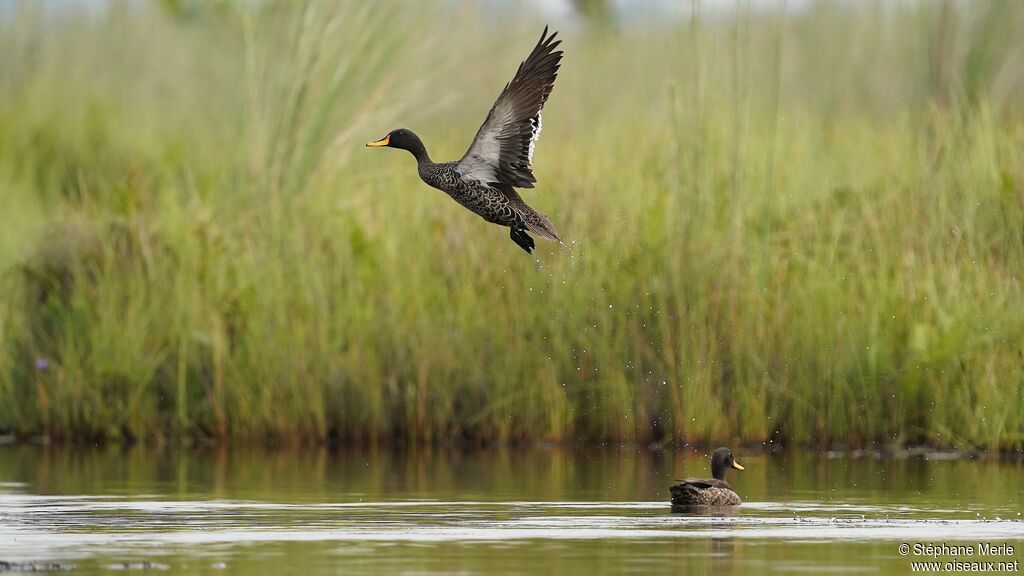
[366,27,563,254]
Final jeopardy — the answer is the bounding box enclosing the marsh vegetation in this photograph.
[1,1,1022,448]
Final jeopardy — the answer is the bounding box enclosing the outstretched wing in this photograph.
[456,27,563,189]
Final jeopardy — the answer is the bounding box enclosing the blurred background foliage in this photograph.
[0,0,1022,449]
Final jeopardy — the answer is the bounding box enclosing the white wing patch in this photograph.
[527,114,542,165]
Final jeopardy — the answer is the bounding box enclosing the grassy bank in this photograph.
[1,1,1022,448]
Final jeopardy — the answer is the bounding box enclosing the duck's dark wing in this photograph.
[456,27,562,189]
[673,478,732,490]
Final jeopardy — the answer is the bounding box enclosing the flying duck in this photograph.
[366,27,563,254]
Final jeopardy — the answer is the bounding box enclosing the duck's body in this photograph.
[367,28,563,254]
[417,161,559,253]
[669,479,741,507]
[670,447,745,510]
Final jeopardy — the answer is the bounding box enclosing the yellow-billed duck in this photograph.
[366,27,563,254]
[670,447,745,509]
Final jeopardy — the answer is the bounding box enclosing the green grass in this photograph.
[1,1,1023,449]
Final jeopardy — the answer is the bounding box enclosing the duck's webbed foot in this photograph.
[509,227,535,254]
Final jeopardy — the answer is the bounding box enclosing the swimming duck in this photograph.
[669,447,745,509]
[366,27,563,254]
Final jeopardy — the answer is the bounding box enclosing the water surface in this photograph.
[0,446,1021,574]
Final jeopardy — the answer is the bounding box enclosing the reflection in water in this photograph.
[710,537,739,576]
[0,446,1021,575]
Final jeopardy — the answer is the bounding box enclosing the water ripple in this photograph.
[2,491,1022,564]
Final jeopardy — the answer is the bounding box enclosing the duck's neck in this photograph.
[711,463,728,483]
[402,134,431,165]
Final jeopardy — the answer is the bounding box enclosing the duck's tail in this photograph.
[525,209,561,243]
[497,183,561,246]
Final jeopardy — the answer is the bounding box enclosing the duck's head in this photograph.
[710,447,744,481]
[366,128,429,162]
